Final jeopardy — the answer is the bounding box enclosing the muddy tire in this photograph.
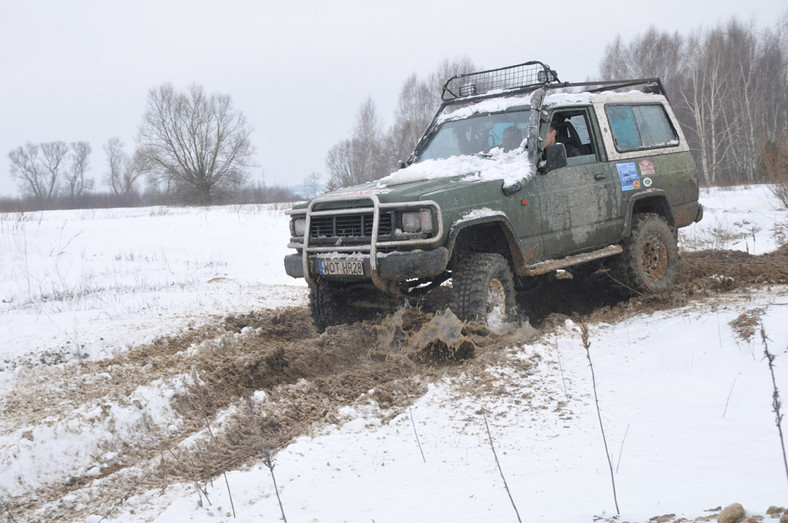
[450,253,516,327]
[309,285,382,333]
[615,213,678,293]
[309,286,356,333]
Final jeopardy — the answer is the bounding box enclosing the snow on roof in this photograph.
[543,91,594,106]
[438,89,659,123]
[437,94,533,123]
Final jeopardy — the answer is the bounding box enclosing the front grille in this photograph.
[309,212,393,244]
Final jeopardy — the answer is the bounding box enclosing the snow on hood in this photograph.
[377,147,533,189]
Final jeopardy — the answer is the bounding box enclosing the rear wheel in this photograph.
[450,253,516,329]
[615,213,678,293]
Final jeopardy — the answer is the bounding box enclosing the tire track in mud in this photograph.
[2,246,788,521]
[1,306,496,521]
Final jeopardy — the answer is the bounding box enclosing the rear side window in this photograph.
[605,104,678,152]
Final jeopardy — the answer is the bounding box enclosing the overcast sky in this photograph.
[0,0,785,198]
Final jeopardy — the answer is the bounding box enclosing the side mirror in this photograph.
[542,143,568,173]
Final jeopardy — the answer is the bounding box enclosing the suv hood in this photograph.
[380,152,533,189]
[312,152,535,207]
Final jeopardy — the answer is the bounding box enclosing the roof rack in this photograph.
[442,60,669,105]
[563,78,666,96]
[441,60,560,102]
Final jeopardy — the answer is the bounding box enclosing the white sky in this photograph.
[0,0,785,197]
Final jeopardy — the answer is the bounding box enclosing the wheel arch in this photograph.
[445,216,525,270]
[623,190,676,238]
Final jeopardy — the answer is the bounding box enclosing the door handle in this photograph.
[594,173,606,180]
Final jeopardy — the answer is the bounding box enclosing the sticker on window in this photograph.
[617,162,641,191]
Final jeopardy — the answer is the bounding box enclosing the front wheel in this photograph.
[614,213,679,293]
[309,284,392,333]
[450,253,516,329]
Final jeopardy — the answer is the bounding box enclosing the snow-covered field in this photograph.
[1,185,787,522]
[0,204,306,366]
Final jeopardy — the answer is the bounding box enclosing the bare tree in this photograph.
[326,98,387,188]
[138,83,254,204]
[9,143,46,201]
[105,138,149,201]
[385,74,437,168]
[680,28,732,184]
[303,171,322,197]
[429,56,476,92]
[65,141,93,199]
[8,142,65,204]
[600,28,685,93]
[40,142,69,198]
[325,139,355,188]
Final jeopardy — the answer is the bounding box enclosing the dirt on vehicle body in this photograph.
[285,61,703,331]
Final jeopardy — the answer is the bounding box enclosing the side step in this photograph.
[521,245,623,276]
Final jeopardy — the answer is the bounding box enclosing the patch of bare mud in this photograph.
[518,244,788,327]
[3,247,787,521]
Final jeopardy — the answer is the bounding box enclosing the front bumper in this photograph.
[286,192,445,294]
[284,247,449,282]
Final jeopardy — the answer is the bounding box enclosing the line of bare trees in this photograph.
[601,16,788,187]
[7,141,93,204]
[5,84,296,212]
[326,16,787,192]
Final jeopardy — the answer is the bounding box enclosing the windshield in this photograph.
[415,110,530,162]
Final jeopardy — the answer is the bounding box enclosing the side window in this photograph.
[605,104,678,151]
[550,110,597,165]
[632,105,677,146]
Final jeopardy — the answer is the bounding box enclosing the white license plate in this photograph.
[317,259,364,276]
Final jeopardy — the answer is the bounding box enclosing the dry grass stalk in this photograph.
[482,409,522,523]
[580,322,620,515]
[0,494,18,523]
[409,407,427,463]
[760,325,788,488]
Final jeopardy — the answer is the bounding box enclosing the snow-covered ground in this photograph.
[1,185,787,522]
[0,204,307,366]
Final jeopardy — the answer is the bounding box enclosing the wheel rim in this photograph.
[640,233,668,281]
[485,278,507,327]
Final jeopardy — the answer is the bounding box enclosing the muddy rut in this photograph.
[2,246,788,522]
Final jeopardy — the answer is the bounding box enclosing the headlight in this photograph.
[401,209,434,234]
[290,217,306,236]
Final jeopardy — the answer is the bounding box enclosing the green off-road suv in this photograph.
[285,61,703,331]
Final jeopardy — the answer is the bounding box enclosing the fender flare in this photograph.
[622,190,675,238]
[445,216,529,273]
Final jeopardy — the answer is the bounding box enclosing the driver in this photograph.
[544,124,581,157]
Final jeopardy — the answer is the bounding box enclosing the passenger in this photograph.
[501,125,523,152]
